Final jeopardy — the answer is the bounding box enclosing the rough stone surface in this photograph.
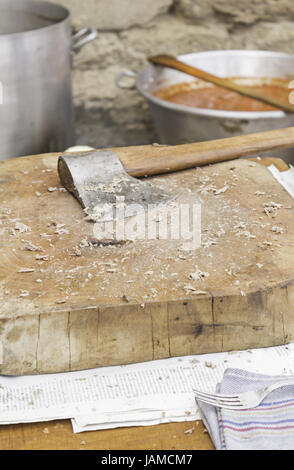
[44,0,294,148]
[175,0,294,25]
[48,0,173,30]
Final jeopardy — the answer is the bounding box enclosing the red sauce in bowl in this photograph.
[153,77,291,112]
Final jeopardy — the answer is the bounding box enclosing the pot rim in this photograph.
[136,49,294,120]
[0,0,70,38]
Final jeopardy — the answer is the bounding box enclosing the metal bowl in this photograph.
[135,50,294,162]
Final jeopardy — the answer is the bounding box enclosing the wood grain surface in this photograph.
[1,153,294,375]
[114,127,294,176]
[0,419,214,450]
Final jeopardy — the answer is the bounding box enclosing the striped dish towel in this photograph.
[197,368,294,450]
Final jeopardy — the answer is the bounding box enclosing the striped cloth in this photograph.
[197,368,294,450]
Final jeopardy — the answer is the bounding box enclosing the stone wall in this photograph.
[47,0,294,148]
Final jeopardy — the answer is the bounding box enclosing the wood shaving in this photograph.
[214,185,229,195]
[198,183,229,195]
[55,227,69,235]
[205,361,216,368]
[184,427,194,434]
[216,228,225,237]
[35,254,49,261]
[189,267,209,281]
[263,201,282,216]
[235,230,256,239]
[234,221,246,229]
[72,248,82,256]
[183,285,208,295]
[79,238,90,248]
[15,222,30,233]
[202,238,217,248]
[19,290,29,297]
[55,298,67,304]
[17,267,35,273]
[23,241,43,252]
[272,226,283,234]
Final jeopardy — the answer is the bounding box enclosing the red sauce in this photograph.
[153,77,291,112]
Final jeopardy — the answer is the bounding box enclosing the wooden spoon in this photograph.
[149,54,294,113]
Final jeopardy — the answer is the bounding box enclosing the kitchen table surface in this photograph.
[0,419,214,450]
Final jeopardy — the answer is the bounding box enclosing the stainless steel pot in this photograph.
[117,50,294,162]
[0,0,97,161]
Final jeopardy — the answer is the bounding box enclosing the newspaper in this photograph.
[1,163,294,433]
[1,345,294,433]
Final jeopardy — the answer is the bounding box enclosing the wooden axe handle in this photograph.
[113,127,294,177]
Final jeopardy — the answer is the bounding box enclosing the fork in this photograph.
[193,378,294,410]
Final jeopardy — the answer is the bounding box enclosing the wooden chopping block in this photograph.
[1,153,294,376]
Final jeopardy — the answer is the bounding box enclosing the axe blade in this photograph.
[58,150,175,222]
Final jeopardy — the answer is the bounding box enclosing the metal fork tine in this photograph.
[194,396,245,409]
[193,388,239,399]
[193,390,241,402]
[194,394,242,406]
[194,395,241,404]
[193,391,240,401]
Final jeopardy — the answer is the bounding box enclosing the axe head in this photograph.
[58,150,175,222]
